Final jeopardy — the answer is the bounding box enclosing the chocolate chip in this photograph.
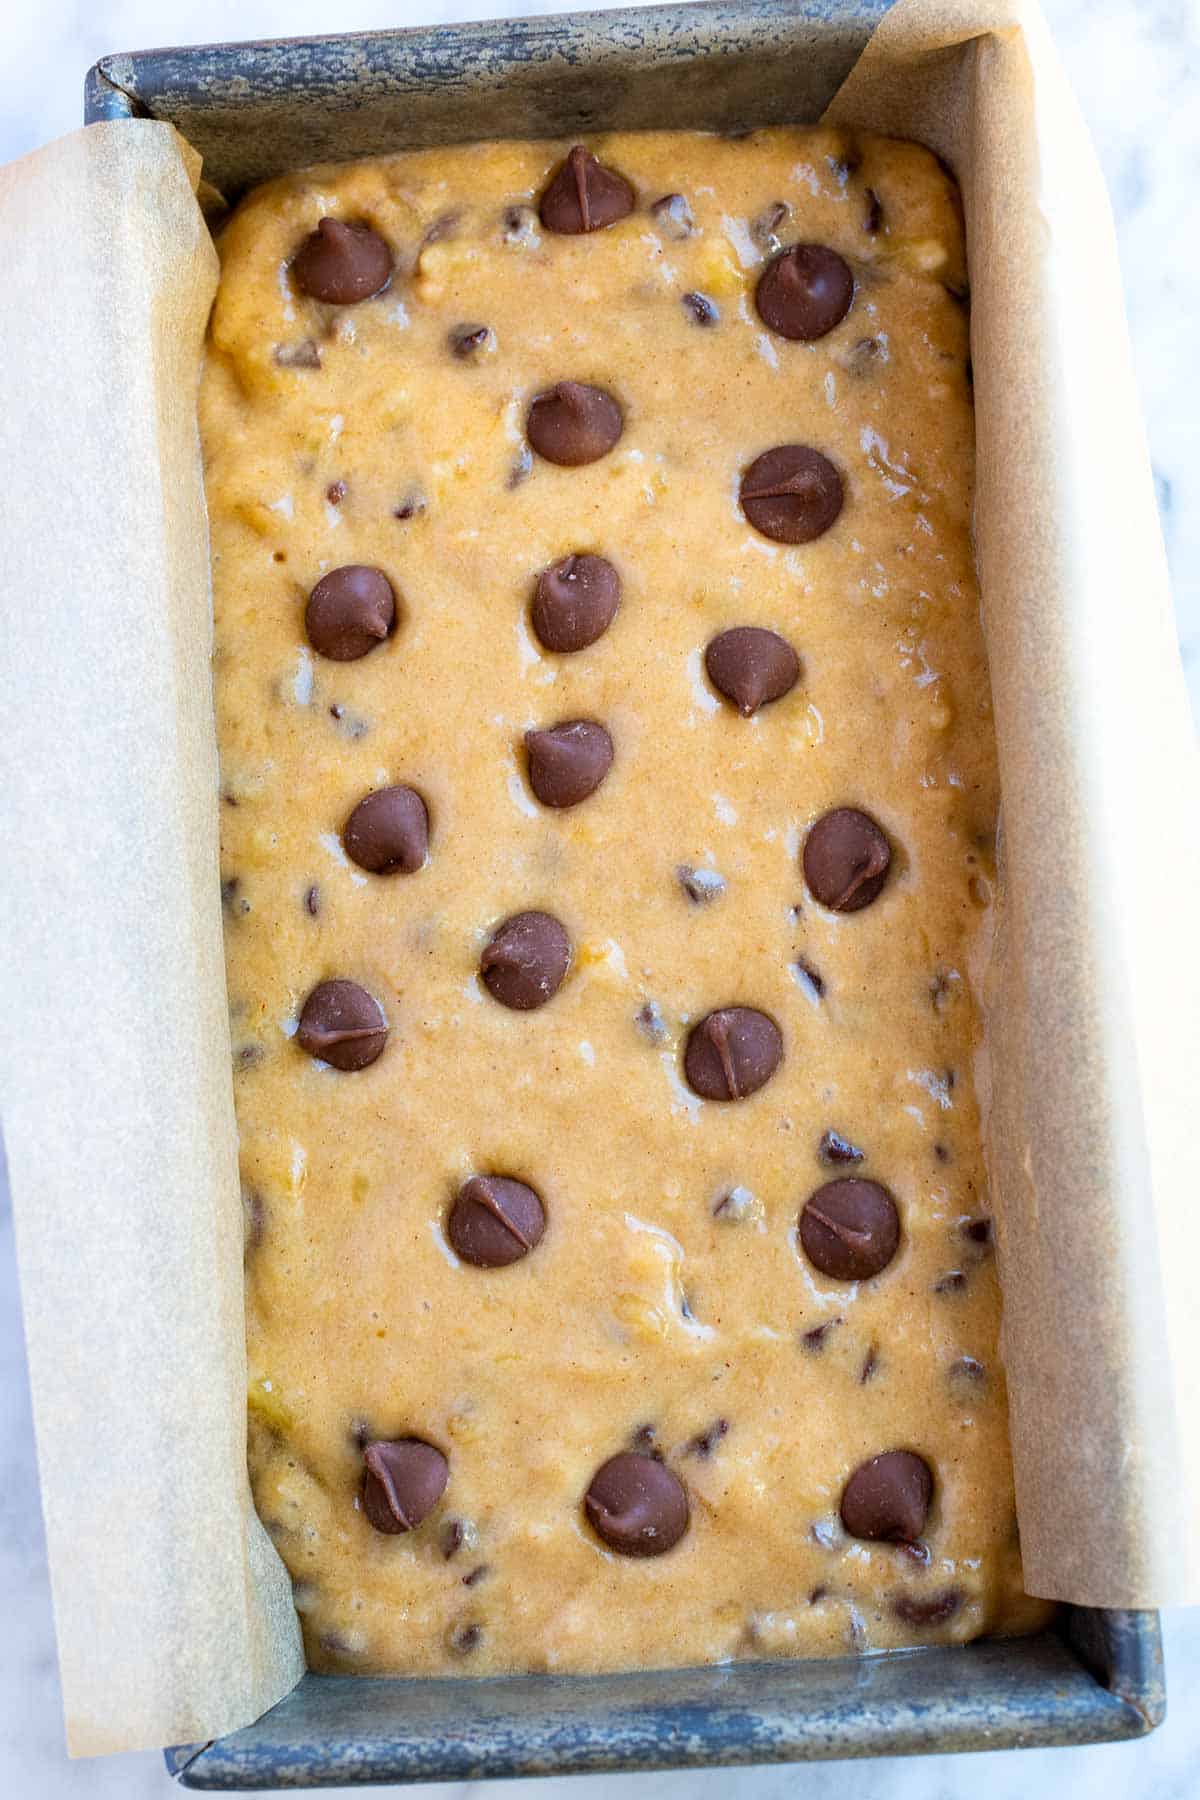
[682,291,719,326]
[650,193,694,239]
[636,1000,668,1043]
[802,1318,842,1351]
[342,785,429,875]
[841,335,888,375]
[809,1585,829,1604]
[503,204,539,244]
[462,1564,490,1588]
[817,1129,864,1167]
[631,1423,657,1452]
[527,381,623,466]
[892,1588,962,1627]
[448,1175,546,1268]
[934,1143,951,1164]
[449,323,492,358]
[897,1538,931,1567]
[713,1184,760,1223]
[750,200,790,252]
[800,1179,899,1281]
[274,340,322,369]
[448,1622,482,1655]
[740,445,844,544]
[803,808,892,911]
[827,143,862,181]
[860,1343,880,1384]
[540,145,635,233]
[441,1518,467,1559]
[394,490,426,521]
[297,980,388,1071]
[755,245,854,342]
[686,1418,729,1458]
[944,279,970,309]
[705,626,800,716]
[531,553,621,652]
[677,865,726,905]
[524,721,614,808]
[933,1269,968,1294]
[963,1217,992,1245]
[328,702,370,740]
[293,218,392,305]
[304,883,321,917]
[950,1355,986,1385]
[326,481,347,506]
[684,1007,782,1101]
[584,1451,689,1557]
[507,446,534,490]
[361,1438,448,1533]
[480,911,571,1010]
[794,958,825,1002]
[864,188,883,234]
[221,876,248,918]
[840,1450,933,1542]
[305,565,395,661]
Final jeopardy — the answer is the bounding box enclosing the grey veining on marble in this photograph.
[0,2,1196,1797]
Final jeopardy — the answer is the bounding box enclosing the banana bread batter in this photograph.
[202,126,1051,1675]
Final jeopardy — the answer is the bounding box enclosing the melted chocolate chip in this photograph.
[448,1175,546,1268]
[293,218,392,304]
[817,1129,864,1167]
[686,1418,729,1458]
[682,291,719,326]
[305,565,395,661]
[297,980,388,1071]
[892,1588,962,1627]
[705,626,800,716]
[361,1438,448,1533]
[342,786,429,875]
[274,340,322,369]
[527,382,623,466]
[480,911,571,1010]
[539,146,635,234]
[650,193,694,239]
[799,1179,900,1281]
[531,553,621,652]
[525,720,614,808]
[864,188,884,234]
[740,445,844,544]
[584,1451,689,1557]
[684,1007,782,1101]
[677,865,726,905]
[803,808,892,911]
[841,1450,933,1542]
[449,323,493,358]
[755,245,854,342]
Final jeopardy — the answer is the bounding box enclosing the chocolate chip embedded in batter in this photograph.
[394,490,426,521]
[740,445,844,544]
[840,1450,933,1543]
[480,910,571,1010]
[447,1175,546,1268]
[750,200,790,252]
[933,1269,968,1295]
[677,865,727,905]
[503,204,539,245]
[531,553,621,653]
[293,218,392,304]
[448,1621,482,1655]
[803,808,892,912]
[864,188,884,234]
[682,291,719,326]
[650,193,694,239]
[962,1217,992,1246]
[342,785,429,875]
[584,1451,689,1557]
[274,339,322,369]
[507,446,534,490]
[802,1318,842,1352]
[539,145,635,234]
[755,245,854,342]
[817,1129,865,1167]
[448,323,493,358]
[635,999,668,1044]
[527,382,623,466]
[297,980,388,1071]
[524,720,614,808]
[361,1437,448,1533]
[685,1418,729,1458]
[304,883,321,917]
[684,1007,782,1101]
[799,1178,899,1280]
[325,480,347,506]
[892,1588,962,1627]
[305,565,395,661]
[860,1343,880,1384]
[705,626,800,716]
[794,958,825,1002]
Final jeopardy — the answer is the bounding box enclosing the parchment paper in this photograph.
[0,0,1194,1761]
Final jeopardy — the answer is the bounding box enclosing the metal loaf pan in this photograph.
[84,1,1165,1785]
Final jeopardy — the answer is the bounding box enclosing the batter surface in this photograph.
[202,126,1050,1675]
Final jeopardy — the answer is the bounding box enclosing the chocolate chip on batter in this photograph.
[531,553,621,652]
[342,785,429,875]
[448,1175,546,1268]
[799,1179,899,1280]
[326,481,347,506]
[584,1452,689,1557]
[297,979,388,1071]
[293,218,392,305]
[802,1318,842,1352]
[527,382,623,466]
[448,323,493,358]
[840,335,889,375]
[864,188,884,234]
[803,808,892,911]
[480,910,571,1010]
[750,200,790,252]
[740,445,844,544]
[684,1007,782,1101]
[755,245,854,342]
[524,720,614,808]
[705,626,800,716]
[305,565,395,661]
[540,145,635,233]
[677,865,726,905]
[892,1588,962,1627]
[361,1438,448,1534]
[274,340,322,369]
[440,1517,472,1559]
[650,193,694,239]
[962,1217,992,1246]
[304,883,321,917]
[686,1418,729,1458]
[682,291,719,326]
[817,1129,864,1167]
[840,1450,933,1543]
[794,958,825,1002]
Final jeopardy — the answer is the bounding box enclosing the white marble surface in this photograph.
[0,1,1196,1795]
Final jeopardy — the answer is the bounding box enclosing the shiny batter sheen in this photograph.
[201,127,1051,1676]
